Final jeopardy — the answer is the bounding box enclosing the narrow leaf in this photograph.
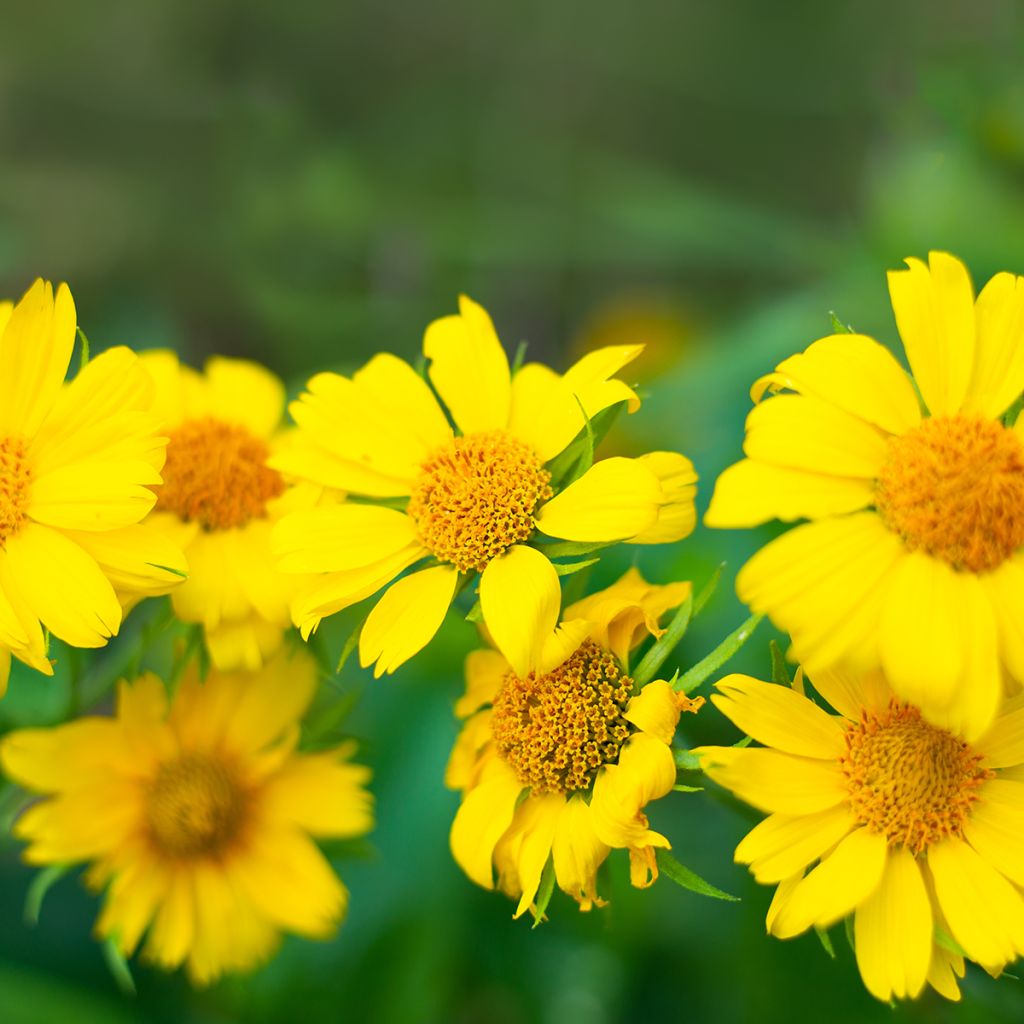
[814,925,836,959]
[25,865,69,926]
[102,938,136,996]
[769,640,790,686]
[674,748,701,771]
[464,599,483,624]
[655,849,739,902]
[533,538,613,559]
[675,613,763,694]
[692,563,724,619]
[76,327,91,370]
[512,340,529,373]
[145,562,189,580]
[829,311,854,334]
[632,593,694,687]
[336,612,370,673]
[531,858,556,928]
[551,557,600,577]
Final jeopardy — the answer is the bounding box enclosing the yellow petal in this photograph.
[697,746,848,816]
[63,523,187,597]
[359,565,459,677]
[710,675,846,759]
[853,846,932,1002]
[928,837,1024,971]
[736,805,856,884]
[926,943,965,1002]
[963,271,1024,418]
[765,871,804,935]
[272,504,420,574]
[978,704,1024,769]
[534,457,661,542]
[145,868,196,970]
[204,356,284,439]
[423,295,511,434]
[455,649,511,718]
[269,438,411,497]
[624,681,683,744]
[449,758,523,888]
[0,280,76,437]
[984,555,1024,683]
[5,523,121,647]
[769,827,887,938]
[97,855,169,956]
[561,344,643,412]
[444,711,493,790]
[479,545,562,678]
[704,458,875,528]
[627,451,698,545]
[807,666,891,720]
[743,394,889,478]
[500,793,563,919]
[551,795,610,910]
[887,251,975,416]
[766,333,921,435]
[737,513,904,673]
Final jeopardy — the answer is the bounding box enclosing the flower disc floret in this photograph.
[157,416,285,531]
[491,639,632,794]
[841,701,992,854]
[875,414,1024,573]
[0,437,31,543]
[408,430,552,573]
[145,753,247,857]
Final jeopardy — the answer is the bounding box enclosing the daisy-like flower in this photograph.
[0,280,185,691]
[140,352,326,671]
[706,252,1024,739]
[1,649,373,985]
[272,295,697,678]
[697,669,1024,1002]
[447,567,700,915]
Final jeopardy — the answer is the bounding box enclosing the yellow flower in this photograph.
[140,352,325,670]
[697,669,1024,1002]
[706,252,1024,740]
[1,649,373,985]
[0,280,185,692]
[272,295,697,677]
[447,569,700,914]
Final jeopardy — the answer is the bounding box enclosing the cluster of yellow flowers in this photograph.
[0,252,1020,1005]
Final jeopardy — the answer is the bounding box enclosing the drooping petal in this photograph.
[551,795,610,910]
[534,457,661,542]
[455,649,510,718]
[359,565,459,677]
[853,847,932,1002]
[887,251,976,416]
[735,805,856,884]
[449,758,523,888]
[964,271,1024,418]
[624,681,683,745]
[626,451,698,545]
[704,458,875,528]
[424,295,511,434]
[497,793,563,919]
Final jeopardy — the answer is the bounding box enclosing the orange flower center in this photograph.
[0,437,31,544]
[145,753,248,857]
[408,430,552,573]
[155,417,285,531]
[491,640,632,795]
[840,701,991,853]
[875,414,1024,573]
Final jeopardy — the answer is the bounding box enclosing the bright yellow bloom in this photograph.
[447,569,699,914]
[697,669,1024,1002]
[706,252,1024,740]
[272,296,697,677]
[140,352,326,670]
[0,280,185,692]
[1,649,373,985]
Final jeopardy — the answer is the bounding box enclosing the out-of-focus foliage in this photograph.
[1,1,1023,1021]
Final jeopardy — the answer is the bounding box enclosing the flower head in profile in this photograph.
[697,667,1024,1002]
[140,352,327,670]
[1,649,373,985]
[447,568,700,915]
[272,295,697,678]
[0,280,185,692]
[706,252,1024,739]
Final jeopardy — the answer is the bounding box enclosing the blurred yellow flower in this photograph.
[272,295,697,678]
[697,669,1024,1002]
[1,649,373,985]
[706,251,1024,740]
[447,569,700,914]
[140,352,323,670]
[0,280,185,692]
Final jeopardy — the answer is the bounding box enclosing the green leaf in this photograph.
[829,311,854,334]
[674,748,701,771]
[76,327,91,370]
[672,784,703,793]
[145,562,189,580]
[692,563,724,619]
[336,612,370,673]
[844,914,856,953]
[632,592,693,687]
[675,613,763,694]
[25,865,69,926]
[512,340,529,374]
[101,938,136,996]
[545,402,624,489]
[655,849,739,902]
[530,858,556,928]
[814,925,836,959]
[1004,391,1023,427]
[532,538,613,559]
[551,557,600,577]
[769,640,790,686]
[934,926,968,959]
[464,599,483,623]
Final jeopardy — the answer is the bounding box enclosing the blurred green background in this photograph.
[1,1,1024,1021]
